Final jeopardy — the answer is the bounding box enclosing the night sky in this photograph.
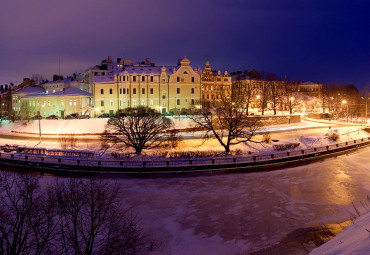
[1,0,369,89]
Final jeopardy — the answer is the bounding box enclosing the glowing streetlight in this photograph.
[256,95,260,99]
[342,99,349,136]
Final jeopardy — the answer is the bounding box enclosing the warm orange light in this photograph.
[342,100,347,104]
[256,95,260,99]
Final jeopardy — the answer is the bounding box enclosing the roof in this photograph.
[123,65,176,75]
[93,75,115,83]
[299,81,321,86]
[13,86,45,94]
[22,88,92,98]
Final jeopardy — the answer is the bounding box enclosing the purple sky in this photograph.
[1,0,369,89]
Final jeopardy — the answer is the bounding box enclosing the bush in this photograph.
[262,133,272,143]
[273,143,300,151]
[58,134,78,149]
[328,130,340,141]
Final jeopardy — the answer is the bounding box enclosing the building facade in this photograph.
[93,57,202,116]
[201,61,232,102]
[20,88,93,118]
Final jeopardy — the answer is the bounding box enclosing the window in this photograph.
[48,101,50,106]
[133,100,137,106]
[150,100,154,106]
[191,99,195,105]
[150,76,153,82]
[123,88,126,94]
[177,88,180,94]
[100,89,104,95]
[142,88,145,94]
[142,76,145,82]
[119,100,122,106]
[53,101,56,107]
[109,88,113,94]
[191,88,195,94]
[141,100,145,106]
[162,101,166,107]
[102,72,105,75]
[109,101,113,106]
[123,76,126,81]
[43,112,46,116]
[177,77,180,82]
[43,101,46,106]
[94,72,98,76]
[133,76,136,82]
[177,99,180,105]
[101,100,104,106]
[192,77,194,83]
[73,100,76,106]
[120,88,122,94]
[150,88,154,94]
[133,88,137,94]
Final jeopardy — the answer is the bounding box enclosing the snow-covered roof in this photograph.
[123,66,176,75]
[22,88,92,98]
[299,81,321,86]
[13,86,45,94]
[93,75,115,83]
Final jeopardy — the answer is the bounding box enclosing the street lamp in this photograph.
[342,99,349,136]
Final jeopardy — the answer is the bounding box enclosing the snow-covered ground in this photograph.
[309,209,370,255]
[32,146,370,255]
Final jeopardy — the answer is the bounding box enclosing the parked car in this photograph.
[64,115,75,119]
[79,115,89,119]
[71,113,79,119]
[46,115,58,120]
[32,115,42,120]
[98,113,110,118]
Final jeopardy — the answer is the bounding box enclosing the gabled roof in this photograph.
[13,86,45,94]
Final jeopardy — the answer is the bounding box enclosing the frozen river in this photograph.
[10,146,370,255]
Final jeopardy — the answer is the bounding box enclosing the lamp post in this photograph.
[342,100,349,136]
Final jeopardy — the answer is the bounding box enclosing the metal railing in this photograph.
[0,137,369,171]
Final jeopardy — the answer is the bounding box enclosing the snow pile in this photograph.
[309,211,370,255]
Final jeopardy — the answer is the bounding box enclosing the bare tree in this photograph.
[31,74,46,85]
[192,93,261,153]
[106,106,172,155]
[0,172,58,255]
[54,178,151,255]
[282,80,303,115]
[232,79,253,115]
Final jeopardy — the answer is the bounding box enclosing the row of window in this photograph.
[100,99,195,107]
[202,86,230,91]
[100,87,196,95]
[116,76,196,83]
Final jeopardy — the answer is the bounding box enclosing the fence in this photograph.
[0,137,369,173]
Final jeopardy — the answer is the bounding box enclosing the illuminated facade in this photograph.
[93,57,201,116]
[201,61,232,101]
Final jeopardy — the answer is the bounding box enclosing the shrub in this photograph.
[262,133,272,143]
[58,134,78,149]
[273,143,300,151]
[328,130,340,141]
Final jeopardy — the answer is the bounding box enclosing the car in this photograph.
[64,115,75,119]
[46,115,58,120]
[32,115,42,120]
[71,113,79,119]
[79,115,90,119]
[98,113,110,118]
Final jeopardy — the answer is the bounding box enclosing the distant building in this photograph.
[20,88,93,118]
[93,57,201,116]
[201,61,232,102]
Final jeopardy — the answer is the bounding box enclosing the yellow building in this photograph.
[201,61,232,101]
[93,57,201,116]
[20,88,93,118]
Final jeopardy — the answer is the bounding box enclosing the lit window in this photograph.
[150,100,153,106]
[133,100,137,106]
[141,100,145,106]
[69,100,72,106]
[109,101,113,106]
[73,100,76,106]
